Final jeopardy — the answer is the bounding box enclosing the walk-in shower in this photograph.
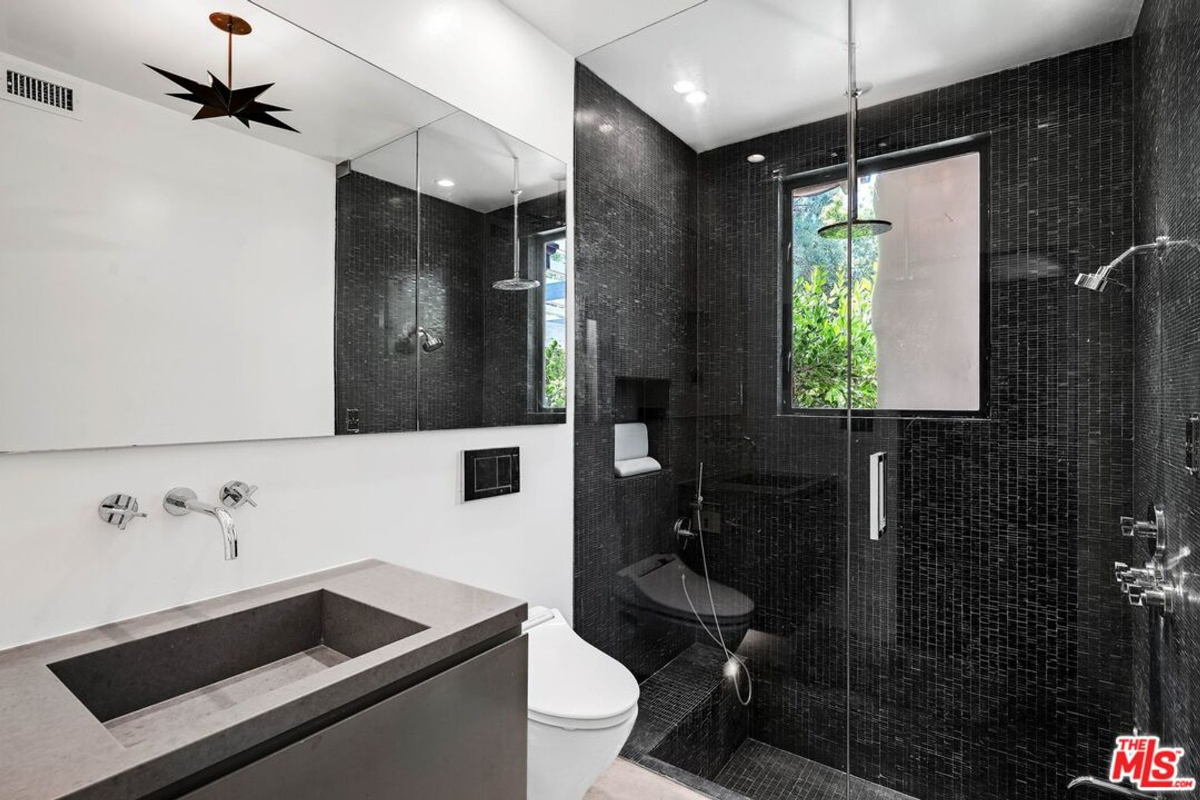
[573,0,1196,798]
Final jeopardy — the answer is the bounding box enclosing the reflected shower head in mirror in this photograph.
[1076,236,1200,292]
[493,277,540,291]
[493,156,541,291]
[420,330,444,352]
[399,323,444,352]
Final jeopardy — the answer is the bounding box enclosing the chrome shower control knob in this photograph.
[98,494,148,530]
[220,480,258,509]
[1118,504,1167,558]
[1127,585,1170,610]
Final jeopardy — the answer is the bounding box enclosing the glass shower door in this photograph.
[843,31,1138,796]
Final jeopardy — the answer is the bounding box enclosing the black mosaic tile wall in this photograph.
[573,63,700,680]
[335,171,418,434]
[335,171,566,433]
[1132,0,1200,785]
[576,39,1140,800]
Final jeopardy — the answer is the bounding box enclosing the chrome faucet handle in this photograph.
[98,494,147,530]
[1125,584,1172,610]
[220,480,258,509]
[1119,505,1167,558]
[1119,516,1156,538]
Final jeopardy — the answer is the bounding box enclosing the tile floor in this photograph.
[590,749,918,800]
[587,758,712,800]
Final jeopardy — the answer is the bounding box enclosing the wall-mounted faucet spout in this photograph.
[1076,235,1200,292]
[164,487,239,560]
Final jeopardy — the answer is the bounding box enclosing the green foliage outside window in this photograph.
[790,182,879,409]
[543,338,566,409]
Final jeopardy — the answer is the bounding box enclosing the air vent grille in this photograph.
[6,69,74,112]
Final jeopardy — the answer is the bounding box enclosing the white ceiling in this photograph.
[563,0,1144,152]
[498,0,706,57]
[354,111,567,213]
[0,0,457,163]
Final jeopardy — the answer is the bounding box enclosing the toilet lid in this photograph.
[527,624,639,728]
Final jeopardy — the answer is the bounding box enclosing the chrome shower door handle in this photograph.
[869,451,887,541]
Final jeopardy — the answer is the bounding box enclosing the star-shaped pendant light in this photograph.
[146,12,298,133]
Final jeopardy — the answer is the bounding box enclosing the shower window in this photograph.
[783,139,989,415]
[534,229,567,410]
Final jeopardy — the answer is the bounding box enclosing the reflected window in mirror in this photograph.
[535,230,568,411]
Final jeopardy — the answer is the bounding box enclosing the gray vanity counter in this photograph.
[0,560,526,800]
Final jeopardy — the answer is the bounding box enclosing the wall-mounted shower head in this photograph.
[1077,235,1200,292]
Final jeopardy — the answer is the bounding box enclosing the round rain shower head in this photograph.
[492,277,541,291]
[493,155,542,292]
[817,218,894,240]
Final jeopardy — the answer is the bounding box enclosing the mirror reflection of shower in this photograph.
[400,323,444,352]
[493,156,541,291]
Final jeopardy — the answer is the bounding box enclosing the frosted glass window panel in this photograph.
[871,152,981,411]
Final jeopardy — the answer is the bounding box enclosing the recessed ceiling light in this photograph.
[673,80,697,95]
[436,178,455,188]
[747,154,765,163]
[685,90,708,105]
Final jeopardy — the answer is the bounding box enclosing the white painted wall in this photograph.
[0,0,575,650]
[0,54,335,452]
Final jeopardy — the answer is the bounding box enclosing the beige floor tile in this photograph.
[585,758,711,800]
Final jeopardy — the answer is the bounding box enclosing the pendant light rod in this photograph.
[227,23,233,89]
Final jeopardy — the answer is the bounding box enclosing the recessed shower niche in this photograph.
[613,377,670,476]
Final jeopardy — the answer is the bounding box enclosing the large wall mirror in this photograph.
[0,0,568,453]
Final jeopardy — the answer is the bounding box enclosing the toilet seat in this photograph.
[526,611,639,731]
[619,553,754,625]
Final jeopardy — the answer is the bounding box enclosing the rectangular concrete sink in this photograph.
[48,590,427,747]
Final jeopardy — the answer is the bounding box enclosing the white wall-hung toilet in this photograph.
[524,607,639,800]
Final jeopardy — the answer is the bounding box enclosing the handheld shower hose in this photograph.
[680,462,753,706]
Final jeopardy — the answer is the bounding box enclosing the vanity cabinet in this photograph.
[179,637,527,800]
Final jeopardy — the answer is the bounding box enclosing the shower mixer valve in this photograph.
[1120,503,1166,557]
[1114,560,1175,612]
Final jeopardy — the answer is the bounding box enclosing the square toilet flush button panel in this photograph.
[463,447,520,501]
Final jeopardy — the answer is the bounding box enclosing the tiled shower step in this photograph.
[624,643,731,759]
